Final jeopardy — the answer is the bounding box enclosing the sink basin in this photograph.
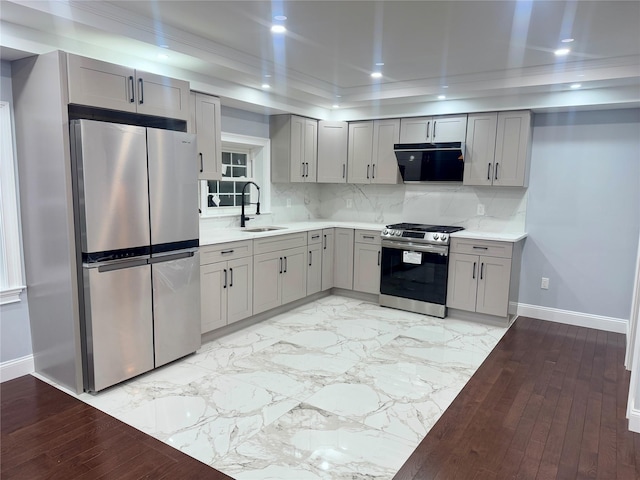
[244,226,286,233]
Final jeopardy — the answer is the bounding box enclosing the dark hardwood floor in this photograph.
[2,316,639,479]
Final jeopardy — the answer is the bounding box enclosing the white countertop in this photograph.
[200,220,527,246]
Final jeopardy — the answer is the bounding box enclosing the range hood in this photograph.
[394,142,465,183]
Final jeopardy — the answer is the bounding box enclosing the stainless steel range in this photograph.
[379,223,464,318]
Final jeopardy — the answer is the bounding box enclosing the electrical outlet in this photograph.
[477,204,485,216]
[286,198,291,208]
[346,199,353,208]
[541,277,550,290]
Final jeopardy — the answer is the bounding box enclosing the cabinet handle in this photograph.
[309,251,312,266]
[311,234,320,240]
[487,163,492,180]
[480,263,484,280]
[372,164,376,179]
[495,162,499,180]
[363,235,375,240]
[472,246,488,250]
[223,269,227,288]
[301,163,305,178]
[284,256,288,273]
[279,257,283,274]
[426,121,430,140]
[221,249,235,254]
[472,262,476,279]
[323,234,327,250]
[433,121,437,139]
[366,165,370,179]
[378,250,381,266]
[138,78,144,105]
[128,76,135,103]
[342,164,346,179]
[199,153,204,173]
[229,268,233,287]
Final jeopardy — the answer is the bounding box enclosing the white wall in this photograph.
[519,109,640,322]
[1,60,33,367]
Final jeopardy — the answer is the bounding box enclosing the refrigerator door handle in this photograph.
[96,258,150,272]
[149,250,197,264]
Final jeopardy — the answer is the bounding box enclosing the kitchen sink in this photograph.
[243,226,286,232]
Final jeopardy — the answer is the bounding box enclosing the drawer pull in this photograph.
[363,235,375,240]
[473,246,488,250]
[221,249,235,254]
[311,235,320,240]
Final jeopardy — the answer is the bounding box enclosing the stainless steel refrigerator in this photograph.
[70,119,200,392]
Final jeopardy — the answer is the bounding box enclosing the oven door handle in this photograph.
[381,240,449,256]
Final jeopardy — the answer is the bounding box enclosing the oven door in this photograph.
[380,239,449,306]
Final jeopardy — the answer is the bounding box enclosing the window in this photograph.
[201,133,270,217]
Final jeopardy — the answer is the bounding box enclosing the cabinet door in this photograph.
[494,111,531,187]
[307,243,323,296]
[333,228,354,290]
[290,115,306,183]
[463,112,498,186]
[135,71,189,121]
[227,257,253,324]
[281,246,308,305]
[372,119,400,185]
[347,122,374,184]
[476,256,512,317]
[67,54,137,113]
[321,229,335,291]
[253,252,282,315]
[304,119,318,182]
[446,253,479,312]
[317,121,348,183]
[399,117,431,143]
[194,93,222,180]
[432,114,468,143]
[353,243,381,294]
[200,261,227,333]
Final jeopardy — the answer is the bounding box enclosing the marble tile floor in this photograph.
[75,295,508,479]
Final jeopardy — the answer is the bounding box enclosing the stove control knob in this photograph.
[433,234,439,240]
[441,234,448,242]
[382,229,388,235]
[395,231,401,236]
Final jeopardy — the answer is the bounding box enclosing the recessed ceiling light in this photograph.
[555,48,571,56]
[332,104,340,108]
[157,53,169,60]
[375,62,384,66]
[262,84,271,89]
[264,74,272,78]
[336,95,342,98]
[438,95,446,100]
[159,44,169,49]
[442,85,449,89]
[274,15,287,21]
[371,72,382,79]
[570,83,582,89]
[271,25,286,34]
[561,38,575,43]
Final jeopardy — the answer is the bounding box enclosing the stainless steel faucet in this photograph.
[240,181,260,227]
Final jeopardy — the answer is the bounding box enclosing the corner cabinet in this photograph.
[66,54,189,121]
[463,111,532,187]
[317,121,348,183]
[189,92,222,180]
[347,119,400,184]
[446,238,522,319]
[306,230,323,295]
[321,229,335,291]
[399,114,467,143]
[333,228,355,290]
[353,230,381,294]
[200,240,254,333]
[271,115,318,183]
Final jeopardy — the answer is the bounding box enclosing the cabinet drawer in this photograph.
[253,232,307,255]
[355,229,381,245]
[450,238,513,258]
[308,230,323,245]
[201,240,253,265]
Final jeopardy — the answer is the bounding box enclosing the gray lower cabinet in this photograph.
[333,228,355,289]
[353,230,381,294]
[446,238,513,317]
[321,228,335,291]
[200,240,253,333]
[307,230,323,295]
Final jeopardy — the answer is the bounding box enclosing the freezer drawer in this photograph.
[152,250,201,367]
[83,259,154,392]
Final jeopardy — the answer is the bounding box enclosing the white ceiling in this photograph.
[1,0,639,119]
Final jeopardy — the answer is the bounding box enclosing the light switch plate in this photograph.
[541,277,550,289]
[477,204,485,216]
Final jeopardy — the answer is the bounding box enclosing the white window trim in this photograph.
[0,101,25,304]
[200,132,271,218]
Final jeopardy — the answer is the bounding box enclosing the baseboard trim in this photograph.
[629,406,640,433]
[517,303,627,334]
[0,354,34,382]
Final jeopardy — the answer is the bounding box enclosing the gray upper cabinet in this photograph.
[399,114,467,143]
[317,121,348,183]
[190,92,222,180]
[66,54,189,121]
[463,111,532,187]
[271,115,318,183]
[347,119,400,184]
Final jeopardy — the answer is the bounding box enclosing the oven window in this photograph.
[380,247,449,305]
